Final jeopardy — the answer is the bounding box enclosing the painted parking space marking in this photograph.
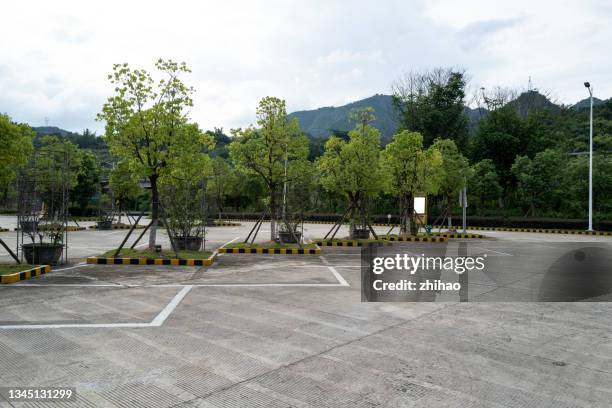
[0,253,352,329]
[0,285,193,330]
[473,246,514,256]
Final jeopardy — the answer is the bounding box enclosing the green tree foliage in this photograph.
[381,130,442,234]
[555,154,612,219]
[431,138,471,226]
[31,136,82,220]
[72,150,101,214]
[0,114,34,192]
[468,159,502,211]
[207,156,233,216]
[511,149,565,216]
[35,136,82,188]
[469,105,526,190]
[229,96,309,240]
[109,160,142,215]
[317,107,382,235]
[98,59,212,248]
[285,158,318,217]
[393,68,469,150]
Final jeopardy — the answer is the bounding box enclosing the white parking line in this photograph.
[0,285,193,330]
[327,267,350,286]
[473,246,514,256]
[319,255,350,286]
[150,285,192,326]
[1,249,353,290]
[53,263,93,272]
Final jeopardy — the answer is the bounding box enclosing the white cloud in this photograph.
[0,0,610,133]
[316,49,385,65]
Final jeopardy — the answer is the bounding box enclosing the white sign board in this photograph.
[414,196,426,214]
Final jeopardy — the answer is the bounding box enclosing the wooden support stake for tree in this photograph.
[129,220,152,249]
[367,223,378,240]
[160,214,179,254]
[385,222,396,237]
[250,213,268,246]
[113,213,144,257]
[245,211,267,244]
[70,215,81,228]
[324,206,351,239]
[283,218,303,249]
[0,238,20,264]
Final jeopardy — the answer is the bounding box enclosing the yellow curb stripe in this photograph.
[1,265,52,284]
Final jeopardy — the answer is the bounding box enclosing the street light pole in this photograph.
[584,82,594,231]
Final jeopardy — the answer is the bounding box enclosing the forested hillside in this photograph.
[5,72,611,225]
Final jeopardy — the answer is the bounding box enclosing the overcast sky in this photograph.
[1,0,610,134]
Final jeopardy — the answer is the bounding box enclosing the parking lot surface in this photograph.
[0,221,611,407]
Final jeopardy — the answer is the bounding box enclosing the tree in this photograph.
[207,156,232,217]
[72,150,101,214]
[468,159,502,211]
[35,135,82,190]
[392,68,469,150]
[0,114,34,193]
[431,138,471,228]
[108,160,142,217]
[317,107,383,237]
[381,130,442,235]
[469,105,525,191]
[25,136,82,224]
[229,96,309,240]
[98,59,212,249]
[511,149,565,216]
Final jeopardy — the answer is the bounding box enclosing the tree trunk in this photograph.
[409,194,416,235]
[348,194,357,239]
[400,195,407,235]
[447,197,452,230]
[148,175,159,250]
[270,185,277,241]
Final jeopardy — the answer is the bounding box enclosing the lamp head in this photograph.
[584,82,591,88]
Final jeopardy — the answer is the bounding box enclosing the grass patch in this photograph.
[100,248,213,259]
[0,264,40,275]
[224,241,318,250]
[384,233,431,238]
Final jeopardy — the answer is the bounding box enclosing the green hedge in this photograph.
[219,212,612,231]
[445,216,612,231]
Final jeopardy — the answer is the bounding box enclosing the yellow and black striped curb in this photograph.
[86,254,216,266]
[434,225,612,236]
[431,233,487,239]
[210,222,241,227]
[0,228,9,232]
[89,224,146,230]
[314,240,391,247]
[381,236,448,242]
[1,265,51,284]
[224,218,396,227]
[218,246,321,255]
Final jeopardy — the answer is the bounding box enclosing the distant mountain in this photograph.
[465,106,486,132]
[572,97,606,110]
[31,126,107,151]
[32,126,73,137]
[507,90,558,117]
[288,94,399,141]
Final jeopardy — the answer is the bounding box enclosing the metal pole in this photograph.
[588,88,594,231]
[462,186,467,234]
[282,144,288,221]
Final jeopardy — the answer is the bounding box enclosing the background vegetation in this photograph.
[1,66,611,230]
